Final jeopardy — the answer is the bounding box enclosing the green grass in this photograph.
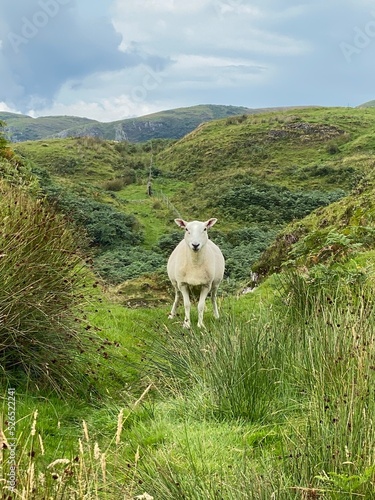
[13,106,375,288]
[155,106,375,223]
[15,137,123,184]
[116,180,189,248]
[2,271,375,498]
[116,185,169,249]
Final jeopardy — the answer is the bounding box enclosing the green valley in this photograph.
[1,105,375,498]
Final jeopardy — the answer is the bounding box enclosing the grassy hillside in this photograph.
[156,107,375,219]
[13,106,375,291]
[0,112,98,142]
[2,104,319,143]
[357,99,375,108]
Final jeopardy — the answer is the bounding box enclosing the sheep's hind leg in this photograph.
[211,284,220,319]
[197,285,210,328]
[168,287,180,319]
[180,284,191,328]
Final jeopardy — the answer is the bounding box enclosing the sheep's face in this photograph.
[175,218,217,252]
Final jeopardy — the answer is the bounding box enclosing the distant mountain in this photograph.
[357,100,375,108]
[1,104,314,143]
[0,105,252,143]
[0,112,98,142]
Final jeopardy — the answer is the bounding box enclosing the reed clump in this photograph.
[0,181,91,391]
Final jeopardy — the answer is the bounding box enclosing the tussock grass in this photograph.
[133,270,375,498]
[0,181,94,393]
[275,268,375,498]
[147,316,286,422]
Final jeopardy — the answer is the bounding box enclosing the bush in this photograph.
[33,171,143,249]
[103,177,126,191]
[0,182,92,391]
[216,181,346,224]
[94,248,165,284]
[211,227,278,282]
[154,231,182,256]
[69,201,141,247]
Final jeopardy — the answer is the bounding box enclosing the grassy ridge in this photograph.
[1,105,252,143]
[16,106,375,227]
[0,112,98,142]
[155,107,375,223]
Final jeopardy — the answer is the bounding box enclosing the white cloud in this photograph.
[26,96,163,122]
[1,1,374,121]
[0,101,22,114]
[171,54,268,86]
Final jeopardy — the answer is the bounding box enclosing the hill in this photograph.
[154,106,375,223]
[357,99,375,108]
[0,111,98,142]
[1,104,317,143]
[54,104,253,142]
[1,105,251,143]
[13,105,375,291]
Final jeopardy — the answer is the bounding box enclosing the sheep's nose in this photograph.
[192,243,200,251]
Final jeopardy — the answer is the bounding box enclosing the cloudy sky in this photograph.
[0,0,374,122]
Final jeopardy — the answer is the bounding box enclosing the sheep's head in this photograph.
[175,218,217,252]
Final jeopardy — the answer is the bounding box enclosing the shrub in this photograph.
[76,202,142,247]
[94,248,165,284]
[154,231,182,256]
[326,142,341,154]
[33,171,143,249]
[103,177,126,191]
[0,182,92,391]
[216,181,346,224]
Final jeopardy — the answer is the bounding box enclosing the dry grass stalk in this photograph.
[115,408,124,445]
[82,420,90,442]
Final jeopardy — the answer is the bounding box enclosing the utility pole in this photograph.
[147,141,153,196]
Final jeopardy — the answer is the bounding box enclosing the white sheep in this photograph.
[167,218,225,328]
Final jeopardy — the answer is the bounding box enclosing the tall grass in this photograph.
[1,265,374,498]
[1,205,374,499]
[0,386,153,499]
[0,181,93,392]
[147,315,287,422]
[139,267,375,498]
[276,268,375,498]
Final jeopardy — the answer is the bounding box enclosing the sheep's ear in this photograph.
[175,218,187,228]
[205,218,217,229]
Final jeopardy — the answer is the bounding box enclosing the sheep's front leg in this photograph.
[197,285,210,328]
[179,284,191,328]
[168,287,179,319]
[211,284,220,319]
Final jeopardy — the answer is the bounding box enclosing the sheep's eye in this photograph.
[204,228,207,231]
[185,228,189,232]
